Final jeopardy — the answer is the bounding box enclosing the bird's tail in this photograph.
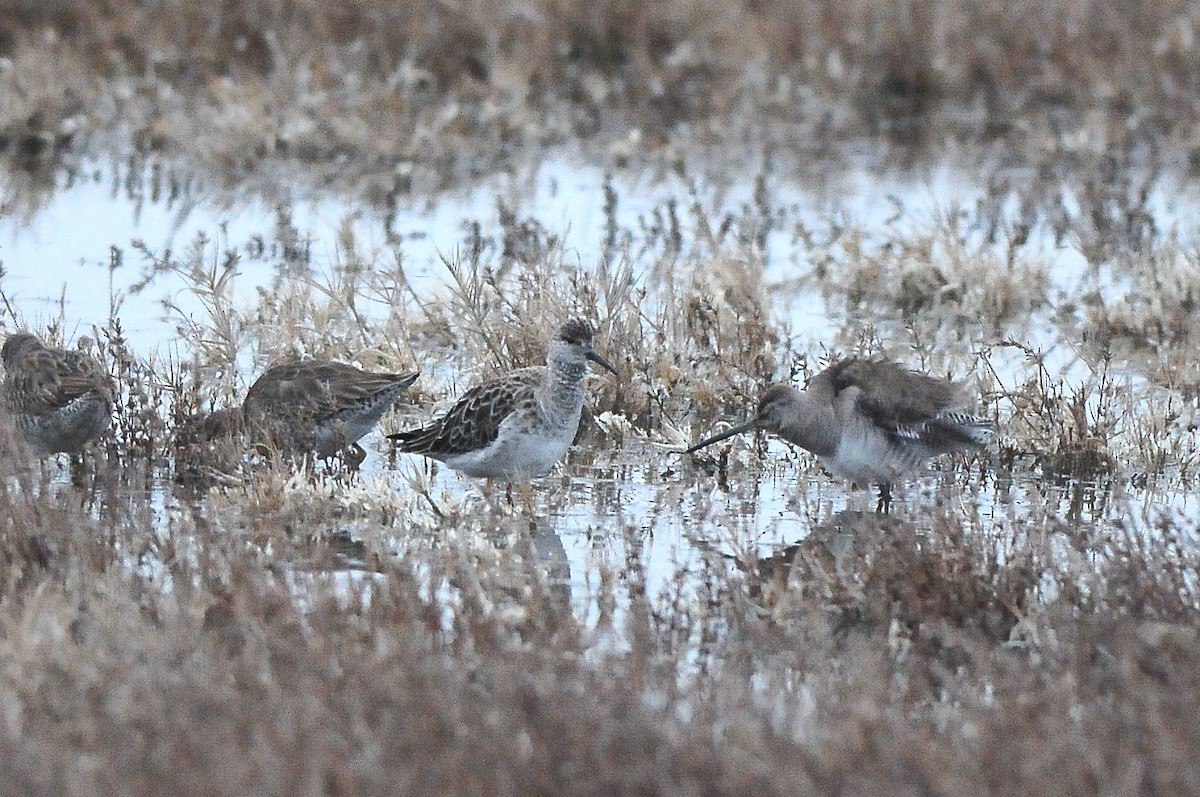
[386,427,437,454]
[895,411,993,452]
[932,411,994,448]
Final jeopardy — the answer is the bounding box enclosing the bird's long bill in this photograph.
[586,349,619,375]
[683,418,759,454]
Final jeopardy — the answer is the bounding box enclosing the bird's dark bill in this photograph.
[586,350,619,374]
[683,419,758,454]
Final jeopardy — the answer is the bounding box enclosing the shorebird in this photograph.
[388,317,618,481]
[685,358,992,510]
[0,332,115,454]
[241,360,419,462]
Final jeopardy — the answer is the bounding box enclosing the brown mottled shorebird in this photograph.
[1,332,115,454]
[388,318,617,481]
[685,358,992,511]
[242,360,418,461]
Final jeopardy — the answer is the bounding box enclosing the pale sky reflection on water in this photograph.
[0,154,1092,352]
[5,155,1196,634]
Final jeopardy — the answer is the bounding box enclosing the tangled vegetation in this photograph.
[1,1,1199,795]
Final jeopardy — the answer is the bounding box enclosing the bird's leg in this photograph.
[69,451,89,489]
[70,452,98,508]
[480,478,498,508]
[519,479,536,527]
[876,482,893,513]
[342,443,367,471]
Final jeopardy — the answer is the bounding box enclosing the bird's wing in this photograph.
[12,348,112,414]
[246,361,415,422]
[827,358,969,428]
[390,367,542,457]
[244,363,330,423]
[826,359,989,453]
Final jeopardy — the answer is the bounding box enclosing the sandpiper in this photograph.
[685,358,992,510]
[242,360,419,460]
[1,332,115,454]
[388,318,618,481]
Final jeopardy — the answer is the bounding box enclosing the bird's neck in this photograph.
[539,345,587,418]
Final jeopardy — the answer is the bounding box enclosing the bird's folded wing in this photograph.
[835,359,968,427]
[394,368,541,456]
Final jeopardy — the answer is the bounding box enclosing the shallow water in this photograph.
[4,149,1199,639]
[5,151,1163,352]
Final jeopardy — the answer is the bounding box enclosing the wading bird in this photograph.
[685,358,992,511]
[242,360,419,463]
[389,318,617,482]
[1,332,114,454]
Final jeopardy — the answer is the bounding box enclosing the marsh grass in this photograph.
[1,448,1198,794]
[7,0,1200,201]
[22,177,1191,794]
[21,139,1191,490]
[4,6,1200,788]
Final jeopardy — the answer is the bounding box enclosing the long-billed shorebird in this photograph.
[685,358,992,510]
[388,318,618,481]
[1,332,115,454]
[241,360,418,461]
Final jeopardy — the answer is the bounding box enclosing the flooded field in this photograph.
[6,149,1195,607]
[4,3,1200,794]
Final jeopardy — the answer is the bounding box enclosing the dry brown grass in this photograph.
[1,461,1198,795]
[5,0,1200,189]
[53,137,1192,489]
[4,4,1200,790]
[0,250,1197,795]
